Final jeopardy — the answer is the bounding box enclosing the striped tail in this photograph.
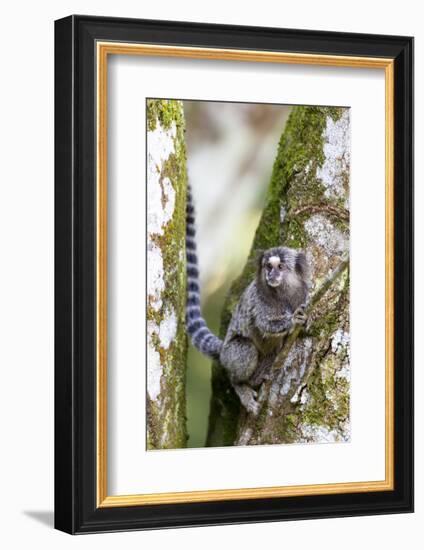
[186,185,223,359]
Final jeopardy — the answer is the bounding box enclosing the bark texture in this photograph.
[207,106,351,447]
[146,99,188,449]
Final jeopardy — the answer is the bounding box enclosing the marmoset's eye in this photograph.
[278,263,283,270]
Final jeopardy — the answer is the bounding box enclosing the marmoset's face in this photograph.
[261,247,297,288]
[264,254,286,287]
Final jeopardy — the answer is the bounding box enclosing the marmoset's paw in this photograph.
[241,388,260,417]
[245,398,260,417]
[292,304,307,326]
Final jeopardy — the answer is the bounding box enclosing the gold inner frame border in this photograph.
[96,41,394,508]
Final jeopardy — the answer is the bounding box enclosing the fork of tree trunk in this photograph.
[147,100,350,449]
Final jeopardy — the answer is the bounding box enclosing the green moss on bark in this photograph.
[147,98,186,132]
[146,99,188,450]
[207,106,350,447]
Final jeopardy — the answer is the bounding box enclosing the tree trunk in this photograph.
[146,99,188,449]
[207,106,351,447]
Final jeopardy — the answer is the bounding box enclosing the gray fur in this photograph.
[186,189,310,415]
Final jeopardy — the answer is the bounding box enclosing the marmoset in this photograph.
[186,184,309,416]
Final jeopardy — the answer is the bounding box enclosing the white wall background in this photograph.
[0,0,420,547]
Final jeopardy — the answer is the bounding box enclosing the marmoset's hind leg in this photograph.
[220,337,260,416]
[220,336,258,383]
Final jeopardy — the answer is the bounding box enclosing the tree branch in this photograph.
[235,254,350,445]
[289,203,349,223]
[271,252,350,375]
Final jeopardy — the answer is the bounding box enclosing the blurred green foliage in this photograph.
[186,284,227,448]
[183,100,292,448]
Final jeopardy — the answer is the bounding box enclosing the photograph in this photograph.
[53,15,413,533]
[0,0,419,544]
[146,99,351,450]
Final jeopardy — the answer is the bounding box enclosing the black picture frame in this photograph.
[55,14,414,534]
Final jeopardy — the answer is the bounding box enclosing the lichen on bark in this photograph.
[207,106,351,447]
[146,99,188,449]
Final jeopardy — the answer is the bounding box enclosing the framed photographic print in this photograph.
[54,15,414,533]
